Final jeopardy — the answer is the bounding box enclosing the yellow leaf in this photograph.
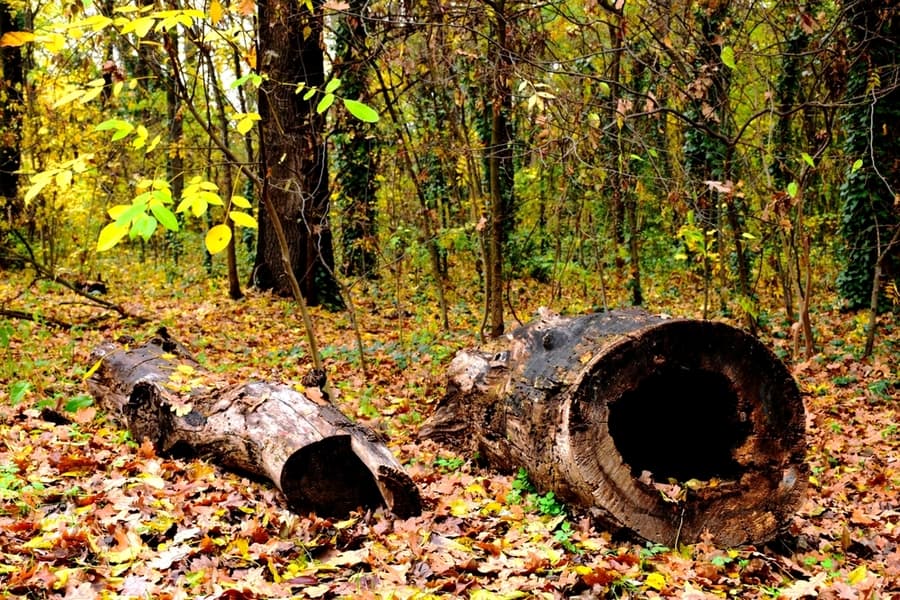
[210,0,224,23]
[146,134,162,153]
[465,482,486,496]
[97,222,129,252]
[0,31,35,47]
[205,223,232,254]
[106,532,143,564]
[848,564,867,585]
[79,85,105,104]
[122,16,155,38]
[107,204,131,219]
[53,88,85,108]
[449,498,469,517]
[231,195,251,208]
[36,32,65,52]
[176,364,195,375]
[171,402,193,417]
[234,112,260,135]
[53,567,78,589]
[82,358,103,381]
[228,210,257,228]
[645,572,666,590]
[54,169,72,189]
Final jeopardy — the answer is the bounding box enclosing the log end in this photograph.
[567,318,807,546]
[281,435,386,517]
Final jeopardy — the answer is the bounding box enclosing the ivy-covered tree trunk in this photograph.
[682,0,755,328]
[0,0,24,215]
[837,0,900,309]
[254,0,343,308]
[332,0,378,279]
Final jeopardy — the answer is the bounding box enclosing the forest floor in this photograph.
[0,262,898,599]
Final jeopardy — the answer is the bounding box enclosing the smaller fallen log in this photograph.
[88,330,421,518]
[421,308,807,546]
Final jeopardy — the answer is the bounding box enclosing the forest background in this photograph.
[0,0,899,598]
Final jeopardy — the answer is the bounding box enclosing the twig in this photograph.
[0,308,73,329]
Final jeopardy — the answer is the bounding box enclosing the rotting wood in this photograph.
[421,308,807,546]
[88,329,421,518]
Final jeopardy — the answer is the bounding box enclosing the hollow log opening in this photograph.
[608,368,750,482]
[281,436,384,517]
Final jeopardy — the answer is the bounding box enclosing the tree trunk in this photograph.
[421,308,806,546]
[484,0,515,338]
[88,331,420,518]
[0,0,24,214]
[837,0,900,309]
[254,0,343,309]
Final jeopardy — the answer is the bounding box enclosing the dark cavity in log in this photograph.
[608,368,750,482]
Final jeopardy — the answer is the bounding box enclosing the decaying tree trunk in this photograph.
[421,308,807,546]
[88,330,420,518]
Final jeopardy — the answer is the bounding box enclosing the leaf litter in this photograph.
[0,269,897,599]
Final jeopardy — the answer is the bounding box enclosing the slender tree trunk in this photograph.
[0,0,24,217]
[204,49,242,299]
[254,0,343,309]
[607,11,626,258]
[164,31,184,268]
[485,0,515,338]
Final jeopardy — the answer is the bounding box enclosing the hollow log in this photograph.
[87,331,421,518]
[420,308,807,546]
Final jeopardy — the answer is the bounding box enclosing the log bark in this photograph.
[421,308,807,546]
[88,331,420,518]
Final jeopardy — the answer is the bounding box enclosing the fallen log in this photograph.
[87,330,421,518]
[421,308,807,546]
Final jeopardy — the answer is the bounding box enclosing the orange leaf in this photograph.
[0,31,35,47]
[73,405,97,424]
[238,0,255,16]
[209,0,225,23]
[138,438,156,458]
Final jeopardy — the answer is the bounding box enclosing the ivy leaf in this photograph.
[721,45,736,69]
[9,381,31,405]
[851,158,863,173]
[787,181,799,198]
[64,394,94,413]
[801,152,815,168]
[343,98,379,123]
[205,224,232,254]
